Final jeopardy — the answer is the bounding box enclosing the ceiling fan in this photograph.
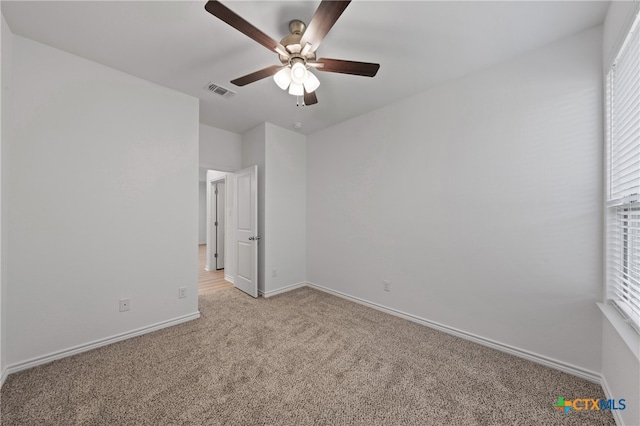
[204,0,380,106]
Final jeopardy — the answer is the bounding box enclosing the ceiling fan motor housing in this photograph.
[279,20,316,65]
[289,19,306,35]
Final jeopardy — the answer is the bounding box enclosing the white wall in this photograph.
[200,123,242,172]
[242,124,266,293]
[0,12,13,384]
[601,3,640,425]
[198,182,207,244]
[307,27,603,376]
[264,123,306,296]
[601,311,639,426]
[240,123,307,296]
[6,36,199,367]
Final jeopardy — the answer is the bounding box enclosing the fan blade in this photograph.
[304,90,318,106]
[299,1,350,53]
[231,65,282,87]
[204,1,286,54]
[315,58,380,77]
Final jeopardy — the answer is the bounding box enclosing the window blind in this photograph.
[606,12,640,332]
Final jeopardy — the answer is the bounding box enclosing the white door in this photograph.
[234,165,258,297]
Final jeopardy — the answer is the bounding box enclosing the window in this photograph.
[605,11,640,332]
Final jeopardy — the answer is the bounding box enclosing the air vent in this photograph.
[205,82,235,98]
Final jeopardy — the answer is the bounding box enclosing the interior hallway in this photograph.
[198,244,232,294]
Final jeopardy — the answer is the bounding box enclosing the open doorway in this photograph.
[198,168,233,294]
[198,166,259,298]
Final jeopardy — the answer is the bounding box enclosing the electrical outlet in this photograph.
[272,268,277,277]
[119,298,130,312]
[178,287,187,299]
[383,280,391,292]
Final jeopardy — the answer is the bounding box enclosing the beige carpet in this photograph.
[1,287,614,425]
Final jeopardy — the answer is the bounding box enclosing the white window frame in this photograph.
[605,11,640,334]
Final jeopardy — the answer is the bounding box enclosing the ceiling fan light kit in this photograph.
[289,82,304,96]
[290,61,307,84]
[273,58,322,96]
[204,0,380,106]
[273,68,292,90]
[303,72,320,93]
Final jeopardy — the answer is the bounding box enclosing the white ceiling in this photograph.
[2,1,609,136]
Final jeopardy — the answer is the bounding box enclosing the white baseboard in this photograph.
[0,366,8,388]
[261,282,307,298]
[4,311,201,378]
[305,282,601,384]
[224,274,234,284]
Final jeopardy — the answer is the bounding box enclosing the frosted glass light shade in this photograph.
[288,82,304,96]
[290,62,308,84]
[273,68,291,90]
[303,71,320,93]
